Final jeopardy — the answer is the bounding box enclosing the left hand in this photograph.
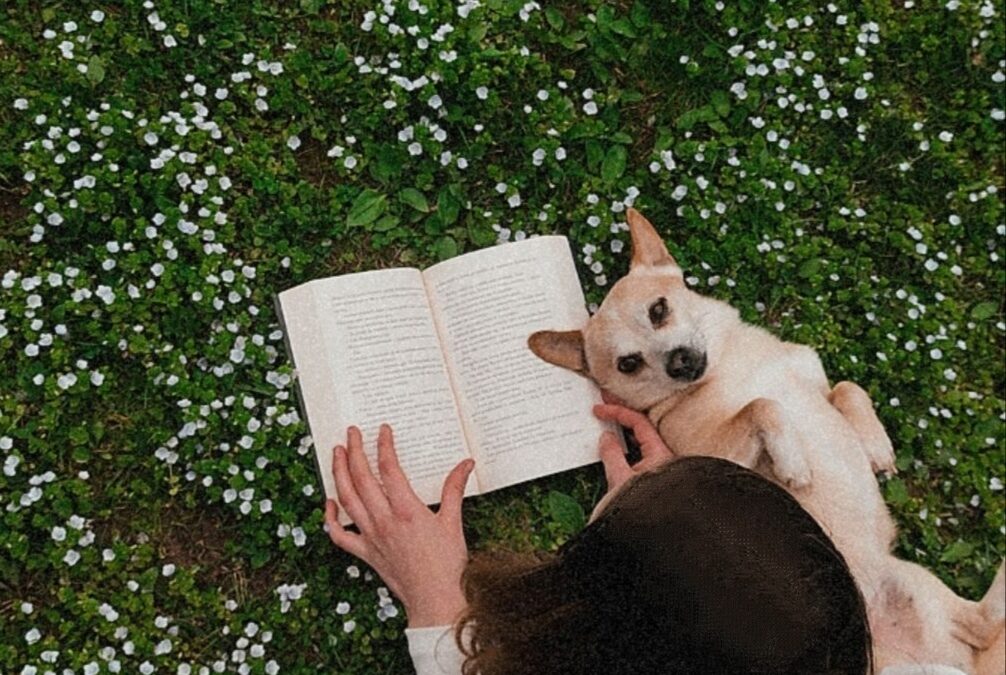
[323,424,475,628]
[592,394,674,493]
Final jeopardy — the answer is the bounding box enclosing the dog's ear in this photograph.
[626,208,678,271]
[528,330,587,374]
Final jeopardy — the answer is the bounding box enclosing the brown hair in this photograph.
[455,457,871,674]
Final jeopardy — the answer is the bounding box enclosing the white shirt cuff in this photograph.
[879,665,969,675]
[405,624,465,675]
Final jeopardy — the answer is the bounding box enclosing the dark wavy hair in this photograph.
[455,456,872,674]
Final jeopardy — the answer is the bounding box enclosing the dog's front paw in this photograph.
[774,455,813,490]
[767,436,813,490]
[870,441,897,476]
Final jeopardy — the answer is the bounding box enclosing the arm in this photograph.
[323,424,474,659]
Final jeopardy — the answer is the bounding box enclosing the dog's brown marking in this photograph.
[877,577,925,645]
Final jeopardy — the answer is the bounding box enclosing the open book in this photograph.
[276,235,617,523]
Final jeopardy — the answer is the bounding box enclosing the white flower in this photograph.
[507,193,521,208]
[25,628,41,644]
[64,549,81,566]
[91,10,105,22]
[287,135,301,150]
[162,563,176,576]
[938,130,954,142]
[583,101,598,115]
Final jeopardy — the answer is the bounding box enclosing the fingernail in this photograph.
[323,523,330,533]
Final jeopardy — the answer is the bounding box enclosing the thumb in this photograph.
[598,431,632,490]
[439,459,475,522]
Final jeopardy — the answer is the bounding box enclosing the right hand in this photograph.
[592,396,674,495]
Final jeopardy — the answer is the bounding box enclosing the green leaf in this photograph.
[468,22,488,42]
[601,145,627,182]
[596,5,615,27]
[86,56,106,85]
[346,190,387,228]
[711,90,731,117]
[433,236,458,261]
[545,491,585,534]
[798,258,822,279]
[630,1,650,27]
[884,478,909,506]
[373,215,400,232]
[610,18,638,38]
[399,188,430,213]
[545,7,565,30]
[971,301,999,321]
[940,540,974,564]
[437,186,461,225]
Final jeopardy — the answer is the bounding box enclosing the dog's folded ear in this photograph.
[528,330,587,374]
[626,207,679,271]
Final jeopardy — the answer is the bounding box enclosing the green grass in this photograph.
[1,0,1003,672]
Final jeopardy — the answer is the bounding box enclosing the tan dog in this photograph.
[529,208,1005,673]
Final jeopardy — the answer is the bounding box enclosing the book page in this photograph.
[278,268,475,522]
[423,236,616,491]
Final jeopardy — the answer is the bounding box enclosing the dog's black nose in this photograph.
[665,347,707,382]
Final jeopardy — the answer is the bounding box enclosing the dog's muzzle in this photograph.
[665,347,707,382]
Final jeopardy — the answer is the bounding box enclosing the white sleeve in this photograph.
[879,665,968,675]
[405,625,466,675]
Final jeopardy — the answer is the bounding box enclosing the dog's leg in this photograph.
[828,381,897,474]
[953,561,1006,652]
[695,398,813,489]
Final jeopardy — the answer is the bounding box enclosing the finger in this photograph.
[377,423,422,515]
[439,459,475,525]
[598,431,633,489]
[600,389,626,406]
[324,499,370,559]
[593,404,669,458]
[345,426,392,519]
[332,444,375,534]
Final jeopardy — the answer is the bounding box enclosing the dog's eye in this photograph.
[649,297,669,327]
[617,353,643,374]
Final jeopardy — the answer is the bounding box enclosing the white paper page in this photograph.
[278,268,475,523]
[423,236,616,491]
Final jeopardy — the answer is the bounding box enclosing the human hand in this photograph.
[592,394,674,494]
[323,424,475,628]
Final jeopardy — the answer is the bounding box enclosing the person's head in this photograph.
[456,457,871,674]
